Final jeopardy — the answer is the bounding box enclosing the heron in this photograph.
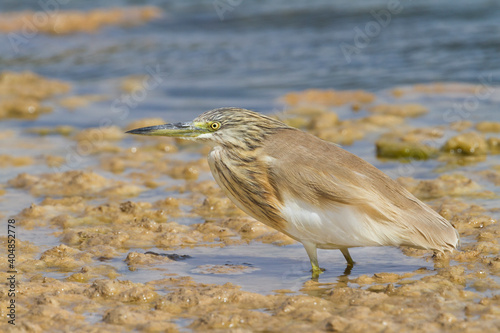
[127,107,459,277]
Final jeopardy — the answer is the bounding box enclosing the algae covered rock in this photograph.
[375,128,444,159]
[476,121,500,133]
[442,132,488,155]
[0,71,71,119]
[369,104,428,118]
[376,139,438,159]
[8,170,142,197]
[307,112,339,131]
[375,131,438,159]
[398,174,487,200]
[487,137,500,153]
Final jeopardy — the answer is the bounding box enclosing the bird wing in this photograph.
[263,128,459,251]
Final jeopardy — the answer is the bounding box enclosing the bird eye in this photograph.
[210,122,221,131]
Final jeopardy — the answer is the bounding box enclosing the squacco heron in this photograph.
[127,107,460,277]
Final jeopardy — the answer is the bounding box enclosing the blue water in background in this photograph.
[0,0,499,124]
[1,0,499,295]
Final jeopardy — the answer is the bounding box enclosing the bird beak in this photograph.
[126,122,207,138]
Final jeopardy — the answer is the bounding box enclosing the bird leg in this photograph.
[303,241,324,278]
[340,248,355,266]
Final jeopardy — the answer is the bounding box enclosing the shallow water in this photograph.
[1,1,499,332]
[1,0,499,124]
[122,245,433,294]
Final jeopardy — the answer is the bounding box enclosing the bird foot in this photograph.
[311,267,325,279]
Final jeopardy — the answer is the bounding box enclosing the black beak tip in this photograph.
[126,126,156,135]
[125,128,141,135]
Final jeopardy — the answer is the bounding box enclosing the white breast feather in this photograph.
[280,193,403,249]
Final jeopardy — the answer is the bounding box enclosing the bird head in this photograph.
[127,107,289,149]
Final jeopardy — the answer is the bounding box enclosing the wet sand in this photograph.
[0,73,499,332]
[0,7,162,35]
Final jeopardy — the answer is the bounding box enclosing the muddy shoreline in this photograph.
[0,70,499,331]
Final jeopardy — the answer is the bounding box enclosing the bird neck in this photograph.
[208,144,288,233]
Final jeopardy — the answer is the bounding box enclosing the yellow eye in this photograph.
[210,122,221,131]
